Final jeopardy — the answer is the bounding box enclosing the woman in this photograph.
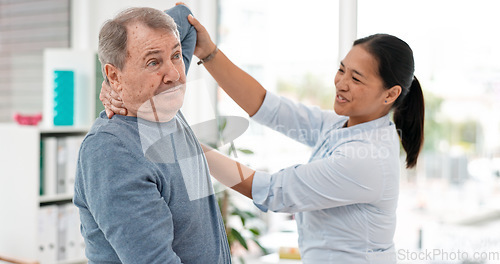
[102,11,424,264]
[186,14,424,263]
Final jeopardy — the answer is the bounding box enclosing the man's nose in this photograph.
[162,61,180,84]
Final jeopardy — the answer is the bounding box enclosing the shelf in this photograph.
[1,124,87,260]
[39,193,74,204]
[0,124,89,135]
[57,258,87,264]
[39,126,89,135]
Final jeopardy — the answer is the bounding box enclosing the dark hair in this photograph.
[354,34,424,169]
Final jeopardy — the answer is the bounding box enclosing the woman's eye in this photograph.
[338,68,344,73]
[353,77,360,82]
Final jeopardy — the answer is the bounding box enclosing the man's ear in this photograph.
[104,64,121,92]
[385,85,402,105]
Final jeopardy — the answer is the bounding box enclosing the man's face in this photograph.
[111,21,186,122]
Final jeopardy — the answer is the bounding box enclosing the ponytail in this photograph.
[393,77,424,169]
[354,34,424,168]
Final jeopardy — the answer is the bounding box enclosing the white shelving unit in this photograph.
[0,124,88,264]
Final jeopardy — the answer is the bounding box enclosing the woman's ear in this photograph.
[385,85,402,104]
[104,64,121,92]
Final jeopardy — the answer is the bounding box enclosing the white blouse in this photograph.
[251,91,400,264]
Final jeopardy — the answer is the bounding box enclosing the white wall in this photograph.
[338,0,357,61]
[71,0,217,52]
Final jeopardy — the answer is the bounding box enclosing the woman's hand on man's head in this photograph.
[186,13,217,60]
[174,2,216,59]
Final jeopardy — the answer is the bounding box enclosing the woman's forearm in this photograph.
[201,144,255,199]
[202,50,267,117]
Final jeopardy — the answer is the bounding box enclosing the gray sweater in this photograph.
[74,5,231,263]
[73,110,231,263]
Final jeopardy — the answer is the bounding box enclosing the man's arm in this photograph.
[165,4,196,74]
[80,133,182,264]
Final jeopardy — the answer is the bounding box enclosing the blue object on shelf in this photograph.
[53,70,74,126]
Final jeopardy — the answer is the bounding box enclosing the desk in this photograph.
[244,253,302,264]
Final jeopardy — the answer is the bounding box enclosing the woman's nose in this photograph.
[335,75,349,91]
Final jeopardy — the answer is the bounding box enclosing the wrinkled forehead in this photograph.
[125,21,180,56]
[125,20,179,41]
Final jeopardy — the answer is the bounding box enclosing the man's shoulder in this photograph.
[82,115,140,154]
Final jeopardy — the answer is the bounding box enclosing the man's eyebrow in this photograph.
[143,43,180,58]
[340,61,365,78]
[144,50,162,58]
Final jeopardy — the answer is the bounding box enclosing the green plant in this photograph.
[209,117,268,264]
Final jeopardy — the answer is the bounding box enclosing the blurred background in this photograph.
[1,0,499,263]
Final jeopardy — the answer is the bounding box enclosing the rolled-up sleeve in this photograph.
[251,171,273,212]
[252,91,342,147]
[252,141,386,213]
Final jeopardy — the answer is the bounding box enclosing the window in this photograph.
[216,0,341,256]
[218,0,500,259]
[0,0,70,122]
[358,0,500,254]
[217,0,340,171]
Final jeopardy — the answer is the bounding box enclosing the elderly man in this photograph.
[73,5,231,263]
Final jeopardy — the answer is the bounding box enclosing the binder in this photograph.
[56,138,67,194]
[57,205,69,261]
[42,137,57,196]
[65,136,84,195]
[53,70,74,126]
[38,205,58,264]
[64,203,86,260]
[76,220,86,260]
[40,140,44,195]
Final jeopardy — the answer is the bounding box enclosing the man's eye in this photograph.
[173,52,181,60]
[353,77,360,82]
[147,60,159,67]
[338,68,344,73]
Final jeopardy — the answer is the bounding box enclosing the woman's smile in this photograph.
[336,94,350,103]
